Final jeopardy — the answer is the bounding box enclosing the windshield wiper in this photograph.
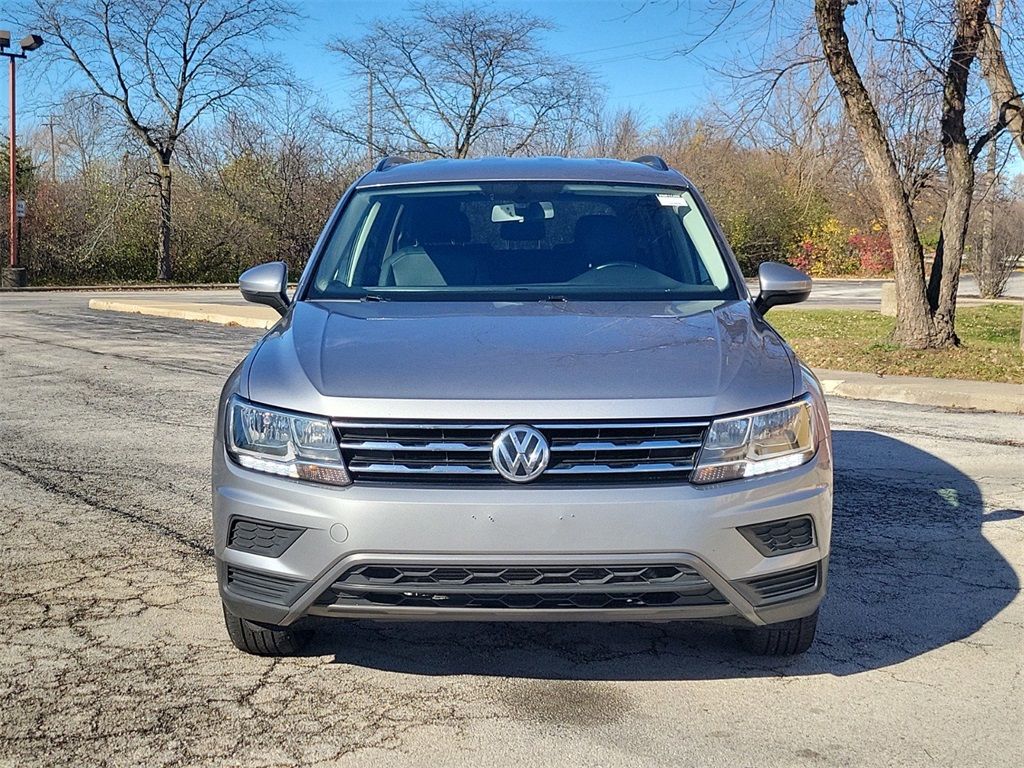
[542,294,569,303]
[361,293,388,302]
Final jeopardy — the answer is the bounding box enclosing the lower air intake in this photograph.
[742,563,820,605]
[224,564,305,605]
[316,563,727,610]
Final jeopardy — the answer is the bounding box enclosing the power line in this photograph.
[563,32,682,58]
[583,44,686,66]
[607,84,702,100]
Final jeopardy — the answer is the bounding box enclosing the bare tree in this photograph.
[813,0,1007,348]
[32,0,298,280]
[975,3,1024,346]
[967,191,1023,295]
[326,2,600,160]
[590,107,650,159]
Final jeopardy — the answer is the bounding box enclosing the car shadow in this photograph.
[307,429,1020,679]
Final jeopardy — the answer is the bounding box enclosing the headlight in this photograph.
[691,395,816,484]
[226,396,351,486]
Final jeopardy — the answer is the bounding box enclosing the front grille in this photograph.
[228,517,305,558]
[741,564,820,605]
[738,516,815,557]
[315,563,727,610]
[224,565,306,605]
[333,420,709,485]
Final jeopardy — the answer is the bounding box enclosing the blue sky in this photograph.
[289,0,762,124]
[5,0,760,133]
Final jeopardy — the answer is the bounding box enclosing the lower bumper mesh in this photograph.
[315,563,728,610]
[738,516,815,557]
[227,516,305,558]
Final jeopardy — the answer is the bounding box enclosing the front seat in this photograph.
[380,206,484,286]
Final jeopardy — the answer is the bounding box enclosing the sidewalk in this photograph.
[814,369,1022,414]
[88,296,1024,415]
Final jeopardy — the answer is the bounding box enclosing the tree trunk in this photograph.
[975,2,1024,351]
[978,0,1003,299]
[926,0,990,345]
[979,13,1024,162]
[156,160,173,281]
[979,137,996,298]
[813,0,938,348]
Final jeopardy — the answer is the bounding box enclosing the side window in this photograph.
[313,195,374,292]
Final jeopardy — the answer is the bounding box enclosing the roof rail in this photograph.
[630,155,670,171]
[374,155,415,172]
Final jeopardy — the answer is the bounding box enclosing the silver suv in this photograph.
[214,155,832,656]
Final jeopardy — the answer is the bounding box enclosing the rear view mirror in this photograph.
[491,202,554,222]
[754,262,811,314]
[240,262,289,316]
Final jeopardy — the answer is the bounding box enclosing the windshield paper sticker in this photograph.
[656,194,691,208]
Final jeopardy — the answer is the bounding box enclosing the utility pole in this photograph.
[0,30,43,288]
[367,69,374,167]
[44,114,56,185]
[8,51,14,280]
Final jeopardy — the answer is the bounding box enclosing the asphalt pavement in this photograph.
[0,293,1021,767]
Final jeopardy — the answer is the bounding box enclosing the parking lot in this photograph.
[0,293,1021,767]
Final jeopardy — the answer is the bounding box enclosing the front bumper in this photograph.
[213,443,832,628]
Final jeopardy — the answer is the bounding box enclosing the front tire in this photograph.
[734,609,819,655]
[222,603,314,656]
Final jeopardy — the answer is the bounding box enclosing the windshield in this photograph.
[305,181,739,301]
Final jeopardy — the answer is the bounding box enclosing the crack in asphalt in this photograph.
[3,330,232,378]
[0,456,213,559]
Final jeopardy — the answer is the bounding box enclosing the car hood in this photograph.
[244,299,800,420]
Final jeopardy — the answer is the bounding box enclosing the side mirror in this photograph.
[239,262,290,316]
[754,262,811,314]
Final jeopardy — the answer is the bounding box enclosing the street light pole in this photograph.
[1,31,43,289]
[9,52,16,275]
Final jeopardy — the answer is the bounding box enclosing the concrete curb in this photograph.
[815,369,1023,414]
[88,299,279,330]
[87,298,1024,415]
[3,283,240,293]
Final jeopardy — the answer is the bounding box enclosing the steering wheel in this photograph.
[594,261,642,270]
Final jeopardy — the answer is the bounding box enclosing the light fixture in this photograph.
[20,35,43,52]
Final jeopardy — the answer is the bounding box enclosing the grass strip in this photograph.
[768,305,1024,384]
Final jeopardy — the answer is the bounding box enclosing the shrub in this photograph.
[849,231,894,274]
[789,217,859,276]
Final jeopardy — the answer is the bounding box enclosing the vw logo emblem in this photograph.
[492,425,550,483]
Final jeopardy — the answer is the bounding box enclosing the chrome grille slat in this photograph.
[332,421,709,431]
[551,439,702,451]
[348,463,495,475]
[546,462,695,474]
[338,440,492,452]
[334,419,709,485]
[333,422,508,431]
